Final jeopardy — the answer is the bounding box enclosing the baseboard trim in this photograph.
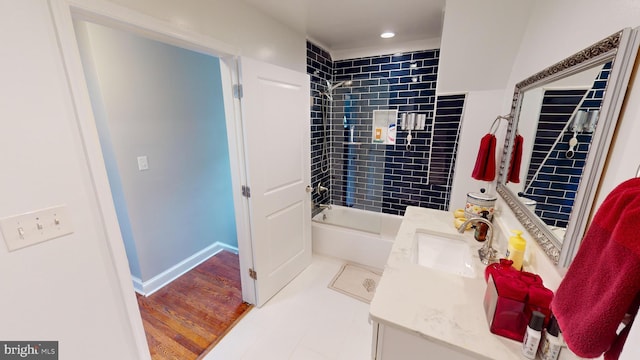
[132,276,144,294]
[132,242,238,296]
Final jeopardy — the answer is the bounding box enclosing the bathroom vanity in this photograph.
[369,207,579,360]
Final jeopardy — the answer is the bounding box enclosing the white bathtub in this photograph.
[312,205,403,269]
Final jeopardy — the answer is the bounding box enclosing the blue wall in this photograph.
[76,21,237,282]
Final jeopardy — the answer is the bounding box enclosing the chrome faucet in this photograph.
[457,217,498,265]
[317,203,332,210]
[317,183,329,195]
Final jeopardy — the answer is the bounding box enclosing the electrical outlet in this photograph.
[0,205,73,252]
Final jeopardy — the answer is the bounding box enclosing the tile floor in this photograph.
[203,255,373,360]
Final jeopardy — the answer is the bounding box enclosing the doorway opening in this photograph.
[53,2,313,357]
[72,19,251,358]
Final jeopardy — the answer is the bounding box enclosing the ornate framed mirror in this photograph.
[497,28,640,267]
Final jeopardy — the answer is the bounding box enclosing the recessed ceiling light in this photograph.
[380,32,395,39]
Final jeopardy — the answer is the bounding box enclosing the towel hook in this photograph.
[489,114,512,134]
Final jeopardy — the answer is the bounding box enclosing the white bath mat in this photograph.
[328,263,382,303]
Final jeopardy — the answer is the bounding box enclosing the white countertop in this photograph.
[369,206,580,360]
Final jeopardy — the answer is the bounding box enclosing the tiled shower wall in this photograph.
[307,42,333,213]
[523,62,608,227]
[307,41,465,216]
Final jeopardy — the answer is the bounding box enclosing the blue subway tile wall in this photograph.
[307,41,464,216]
[523,62,608,227]
[381,94,466,215]
[332,49,464,215]
[307,41,333,216]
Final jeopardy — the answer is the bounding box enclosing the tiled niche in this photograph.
[307,41,465,216]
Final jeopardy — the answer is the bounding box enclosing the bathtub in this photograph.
[312,205,403,269]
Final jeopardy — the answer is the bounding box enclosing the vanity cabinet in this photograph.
[371,321,480,360]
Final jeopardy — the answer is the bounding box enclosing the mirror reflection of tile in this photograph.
[523,62,610,229]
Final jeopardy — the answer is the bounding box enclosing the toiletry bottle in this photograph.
[505,230,526,270]
[387,123,396,143]
[522,311,545,359]
[474,210,490,242]
[374,128,383,142]
[538,315,563,360]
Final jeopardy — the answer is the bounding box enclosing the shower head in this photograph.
[318,80,353,101]
[326,80,352,92]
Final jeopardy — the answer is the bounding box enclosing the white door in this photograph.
[239,57,311,307]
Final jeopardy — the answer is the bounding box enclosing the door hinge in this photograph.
[241,185,251,198]
[249,268,257,280]
[233,84,243,99]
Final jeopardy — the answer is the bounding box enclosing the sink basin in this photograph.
[414,230,476,278]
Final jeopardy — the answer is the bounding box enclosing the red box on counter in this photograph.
[483,261,553,341]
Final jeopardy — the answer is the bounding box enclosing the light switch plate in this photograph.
[137,156,149,171]
[0,205,74,252]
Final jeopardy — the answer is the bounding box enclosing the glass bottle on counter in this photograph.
[474,210,490,242]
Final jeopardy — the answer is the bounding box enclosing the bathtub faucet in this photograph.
[317,183,329,195]
[317,203,332,210]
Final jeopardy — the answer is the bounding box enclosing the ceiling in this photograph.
[241,0,446,58]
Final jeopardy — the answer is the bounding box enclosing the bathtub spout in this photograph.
[317,203,332,210]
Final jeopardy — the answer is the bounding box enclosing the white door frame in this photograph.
[49,0,257,357]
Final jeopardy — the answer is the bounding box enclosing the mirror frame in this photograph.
[497,28,640,267]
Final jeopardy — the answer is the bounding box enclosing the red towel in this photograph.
[528,285,554,326]
[508,134,523,183]
[471,133,497,181]
[551,178,640,359]
[494,275,529,301]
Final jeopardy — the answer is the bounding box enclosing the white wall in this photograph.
[0,1,142,358]
[75,20,238,282]
[438,0,534,94]
[98,0,307,72]
[332,38,442,61]
[439,0,533,210]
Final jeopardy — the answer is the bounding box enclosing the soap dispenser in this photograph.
[473,210,490,242]
[506,230,527,271]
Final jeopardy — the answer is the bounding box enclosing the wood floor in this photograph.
[136,250,252,360]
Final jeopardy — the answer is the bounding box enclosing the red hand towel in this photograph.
[494,275,529,301]
[519,271,543,287]
[484,258,515,282]
[471,133,497,181]
[528,285,553,305]
[508,134,523,183]
[551,178,640,359]
[528,285,554,324]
